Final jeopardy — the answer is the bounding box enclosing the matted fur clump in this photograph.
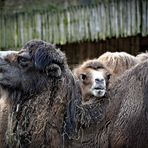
[0,40,82,148]
[68,59,148,148]
[98,51,139,76]
[0,42,148,148]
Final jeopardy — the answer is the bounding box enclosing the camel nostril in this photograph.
[95,78,104,83]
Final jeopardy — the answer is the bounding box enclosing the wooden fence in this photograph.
[0,0,148,49]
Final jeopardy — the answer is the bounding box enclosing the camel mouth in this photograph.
[93,84,106,91]
[94,87,104,90]
[91,87,106,98]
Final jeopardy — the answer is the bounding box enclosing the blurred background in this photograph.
[0,0,148,68]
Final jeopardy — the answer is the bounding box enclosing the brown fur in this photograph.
[0,88,10,148]
[106,60,148,148]
[1,42,148,148]
[98,51,139,76]
[0,40,82,148]
[67,60,148,148]
[73,59,110,103]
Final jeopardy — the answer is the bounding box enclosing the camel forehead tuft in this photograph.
[23,40,55,52]
[82,59,105,70]
[75,60,107,73]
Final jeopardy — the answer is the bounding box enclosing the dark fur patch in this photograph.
[35,46,53,70]
[23,40,65,71]
[64,76,82,139]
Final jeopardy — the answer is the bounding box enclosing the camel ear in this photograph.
[35,46,62,77]
[107,73,111,80]
[45,64,62,77]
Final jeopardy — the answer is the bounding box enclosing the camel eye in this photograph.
[18,56,30,67]
[80,74,87,81]
[107,73,111,80]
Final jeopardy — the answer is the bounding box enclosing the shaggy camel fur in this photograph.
[0,41,148,148]
[73,59,110,104]
[0,40,81,148]
[136,51,148,62]
[97,51,139,76]
[70,59,148,148]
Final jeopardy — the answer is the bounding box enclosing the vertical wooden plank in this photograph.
[29,12,33,41]
[110,0,116,37]
[114,0,119,38]
[92,5,98,40]
[0,12,3,48]
[3,14,6,49]
[14,14,18,48]
[32,12,42,40]
[127,0,131,36]
[58,11,65,44]
[4,15,8,48]
[142,0,147,36]
[77,6,82,41]
[80,6,85,41]
[123,0,127,37]
[0,14,4,49]
[52,12,58,44]
[131,0,136,35]
[46,10,49,42]
[81,6,88,41]
[70,7,75,43]
[43,10,49,42]
[50,12,54,43]
[0,13,1,49]
[97,2,102,40]
[69,7,73,43]
[16,14,20,47]
[146,0,148,35]
[113,0,116,37]
[9,16,14,48]
[86,6,92,41]
[10,15,14,48]
[66,9,71,42]
[47,12,52,43]
[118,0,122,37]
[16,13,24,46]
[89,5,96,41]
[104,0,110,38]
[37,12,42,39]
[136,0,141,34]
[75,6,80,42]
[78,6,81,41]
[24,13,28,44]
[73,7,77,42]
[56,11,60,43]
[20,13,24,46]
[41,11,45,41]
[101,1,106,40]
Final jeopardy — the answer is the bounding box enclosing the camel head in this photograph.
[73,59,111,102]
[0,40,66,95]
